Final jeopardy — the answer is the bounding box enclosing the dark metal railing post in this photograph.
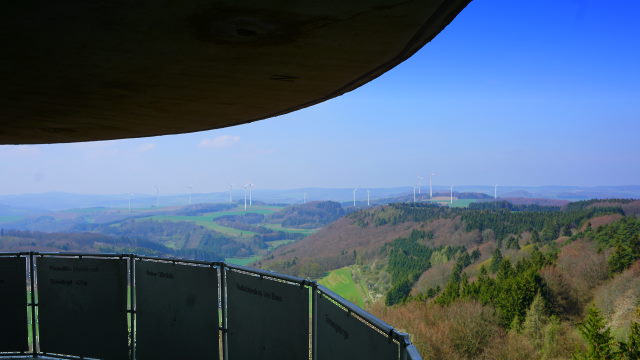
[311,282,318,360]
[28,252,38,358]
[395,332,421,360]
[220,264,228,360]
[128,255,136,360]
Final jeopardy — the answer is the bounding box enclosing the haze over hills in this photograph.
[0,200,349,265]
[1,185,639,214]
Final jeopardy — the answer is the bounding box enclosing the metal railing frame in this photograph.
[0,252,422,360]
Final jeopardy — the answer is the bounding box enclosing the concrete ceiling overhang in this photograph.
[0,0,471,144]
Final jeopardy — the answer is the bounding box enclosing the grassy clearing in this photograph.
[140,215,257,237]
[138,206,285,237]
[206,206,283,218]
[262,223,318,236]
[448,199,478,208]
[318,267,366,308]
[225,255,261,266]
[266,240,294,250]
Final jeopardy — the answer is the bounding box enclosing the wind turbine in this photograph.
[187,185,193,205]
[128,193,132,213]
[229,184,233,203]
[155,186,159,208]
[413,186,416,203]
[352,188,358,207]
[243,184,248,211]
[429,172,437,199]
[450,185,453,205]
[303,192,307,204]
[417,176,423,194]
[248,183,254,207]
[367,190,370,206]
[494,184,498,201]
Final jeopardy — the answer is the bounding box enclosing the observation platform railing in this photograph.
[0,252,421,360]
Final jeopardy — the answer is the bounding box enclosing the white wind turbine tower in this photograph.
[494,184,498,201]
[155,186,159,208]
[248,183,254,207]
[417,176,423,194]
[352,188,358,207]
[450,185,453,205]
[429,172,437,199]
[413,186,416,203]
[243,184,248,211]
[187,185,193,205]
[303,192,307,204]
[128,193,132,213]
[229,184,233,203]
[367,190,370,206]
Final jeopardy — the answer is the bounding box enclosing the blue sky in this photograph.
[1,0,639,195]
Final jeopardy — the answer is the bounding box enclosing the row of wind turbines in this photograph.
[352,172,500,208]
[227,183,255,211]
[418,173,499,205]
[128,176,500,212]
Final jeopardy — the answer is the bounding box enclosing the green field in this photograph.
[225,255,261,266]
[140,215,258,237]
[206,205,283,218]
[139,206,304,239]
[318,267,366,308]
[441,199,478,208]
[263,223,318,236]
[266,239,294,250]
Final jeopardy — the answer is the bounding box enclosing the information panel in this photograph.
[38,257,128,360]
[0,257,28,352]
[135,261,219,360]
[317,294,398,360]
[226,270,309,360]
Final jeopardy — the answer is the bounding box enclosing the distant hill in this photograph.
[0,203,46,217]
[501,197,569,207]
[0,202,326,263]
[1,186,638,211]
[267,201,345,228]
[259,199,635,292]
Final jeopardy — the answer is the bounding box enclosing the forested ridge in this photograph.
[261,198,640,359]
[268,201,345,228]
[367,200,640,359]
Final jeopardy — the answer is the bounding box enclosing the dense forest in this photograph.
[371,201,640,359]
[261,198,640,359]
[268,201,345,228]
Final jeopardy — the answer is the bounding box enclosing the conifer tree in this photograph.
[490,248,503,273]
[573,306,618,360]
[523,292,548,346]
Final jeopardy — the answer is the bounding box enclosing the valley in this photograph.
[0,202,337,264]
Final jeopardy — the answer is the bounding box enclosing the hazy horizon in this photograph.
[2,0,639,195]
[2,184,640,197]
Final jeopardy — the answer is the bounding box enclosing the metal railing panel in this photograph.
[225,268,310,360]
[36,256,129,360]
[0,255,29,354]
[134,258,220,360]
[0,252,421,360]
[316,292,399,360]
[316,285,395,336]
